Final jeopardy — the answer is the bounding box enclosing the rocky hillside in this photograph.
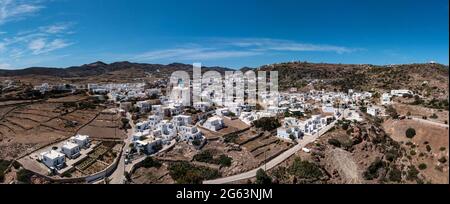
[258,62,449,99]
[1,61,448,98]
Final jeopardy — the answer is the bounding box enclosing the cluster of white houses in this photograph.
[39,135,91,170]
[133,111,206,154]
[276,115,335,140]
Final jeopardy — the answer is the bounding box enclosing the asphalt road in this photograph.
[109,113,135,184]
[203,114,342,184]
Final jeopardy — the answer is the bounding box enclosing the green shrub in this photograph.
[363,158,385,180]
[256,169,272,185]
[405,128,416,139]
[438,157,447,164]
[16,169,33,184]
[142,157,162,169]
[439,147,446,152]
[288,158,323,180]
[388,167,402,183]
[252,117,281,131]
[410,150,416,156]
[193,150,233,167]
[342,123,349,130]
[217,155,232,167]
[61,172,72,178]
[430,114,438,119]
[193,151,214,163]
[192,138,202,146]
[224,133,239,144]
[418,163,427,170]
[328,139,341,148]
[168,162,220,184]
[426,145,432,152]
[406,166,419,181]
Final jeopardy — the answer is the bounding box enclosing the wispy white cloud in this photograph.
[222,38,362,54]
[0,0,44,24]
[38,22,74,34]
[0,62,13,69]
[28,38,71,54]
[134,47,261,61]
[1,21,74,56]
[134,38,363,62]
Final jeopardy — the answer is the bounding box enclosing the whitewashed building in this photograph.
[40,150,65,170]
[193,102,211,112]
[61,142,81,159]
[179,126,203,142]
[171,115,192,127]
[381,93,392,105]
[367,107,379,117]
[391,90,413,97]
[277,127,303,140]
[136,137,163,154]
[322,103,335,114]
[203,116,225,132]
[136,101,151,113]
[71,135,90,148]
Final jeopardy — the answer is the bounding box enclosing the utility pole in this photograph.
[264,149,267,172]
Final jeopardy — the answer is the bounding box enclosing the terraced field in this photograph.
[0,98,104,160]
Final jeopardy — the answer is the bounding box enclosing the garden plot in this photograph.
[72,142,120,177]
[242,134,292,163]
[5,117,40,130]
[77,113,125,140]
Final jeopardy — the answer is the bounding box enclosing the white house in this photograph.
[267,106,288,115]
[203,116,225,132]
[171,115,192,127]
[239,112,259,126]
[178,125,203,142]
[40,150,65,170]
[228,106,242,117]
[136,137,163,154]
[152,105,163,116]
[71,134,90,148]
[277,127,303,140]
[391,90,413,97]
[61,142,81,159]
[381,93,392,105]
[367,107,379,117]
[322,103,335,114]
[147,115,162,128]
[135,121,150,132]
[133,130,151,142]
[157,121,177,142]
[136,101,151,113]
[193,102,211,112]
[283,117,300,127]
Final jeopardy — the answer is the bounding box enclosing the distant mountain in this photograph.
[1,61,448,99]
[0,61,235,77]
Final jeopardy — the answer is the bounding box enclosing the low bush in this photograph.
[169,162,220,184]
[418,163,427,170]
[142,157,162,169]
[328,139,341,148]
[288,158,323,180]
[438,157,447,164]
[363,158,385,180]
[405,128,416,139]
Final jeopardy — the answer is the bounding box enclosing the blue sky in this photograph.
[0,0,448,69]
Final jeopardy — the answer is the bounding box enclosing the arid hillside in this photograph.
[259,62,449,99]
